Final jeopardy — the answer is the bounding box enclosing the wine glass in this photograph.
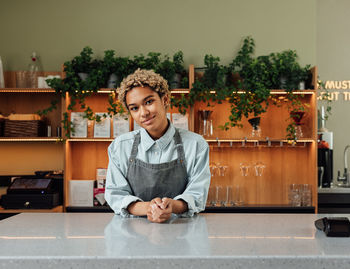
[254,161,266,177]
[239,162,250,177]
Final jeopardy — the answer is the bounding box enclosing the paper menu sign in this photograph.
[69,180,94,206]
[71,112,87,138]
[94,113,111,138]
[172,113,188,130]
[113,114,130,137]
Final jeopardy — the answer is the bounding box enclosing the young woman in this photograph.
[105,69,210,223]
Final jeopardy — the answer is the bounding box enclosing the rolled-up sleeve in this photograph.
[105,140,142,217]
[174,142,210,217]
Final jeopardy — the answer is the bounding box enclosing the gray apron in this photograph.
[126,128,188,201]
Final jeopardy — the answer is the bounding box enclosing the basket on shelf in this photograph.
[3,114,46,137]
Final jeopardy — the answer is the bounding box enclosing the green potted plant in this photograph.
[269,50,311,90]
[155,54,176,86]
[43,47,124,137]
[170,51,186,89]
[71,46,94,81]
[202,54,227,89]
[221,37,271,130]
[101,50,118,88]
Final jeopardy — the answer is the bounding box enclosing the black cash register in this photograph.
[1,178,60,209]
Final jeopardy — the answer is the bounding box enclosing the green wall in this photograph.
[317,0,350,181]
[0,0,316,71]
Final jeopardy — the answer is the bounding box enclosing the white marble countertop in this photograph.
[318,187,350,193]
[0,213,350,268]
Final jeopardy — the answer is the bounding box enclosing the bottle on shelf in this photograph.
[28,52,42,88]
[0,56,4,88]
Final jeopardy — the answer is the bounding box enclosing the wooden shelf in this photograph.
[0,71,65,176]
[0,205,63,213]
[206,138,314,143]
[67,138,114,142]
[170,89,316,95]
[0,88,56,93]
[0,137,63,142]
[205,139,314,148]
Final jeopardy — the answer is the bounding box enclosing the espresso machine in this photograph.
[318,147,333,187]
[318,106,333,188]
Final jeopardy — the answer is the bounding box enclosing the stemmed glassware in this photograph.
[239,162,250,177]
[254,161,266,177]
[207,162,230,207]
[240,162,266,177]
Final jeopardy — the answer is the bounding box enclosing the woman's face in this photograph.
[126,86,169,139]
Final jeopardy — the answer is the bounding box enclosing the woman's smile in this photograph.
[142,115,156,125]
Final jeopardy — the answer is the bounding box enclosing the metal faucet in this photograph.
[337,145,350,185]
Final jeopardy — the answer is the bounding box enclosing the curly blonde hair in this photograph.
[117,69,170,110]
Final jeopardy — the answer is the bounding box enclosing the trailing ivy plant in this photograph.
[171,36,313,140]
[170,53,229,115]
[39,47,127,138]
[38,48,187,138]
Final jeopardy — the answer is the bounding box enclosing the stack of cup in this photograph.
[206,185,244,207]
[301,184,312,206]
[288,184,301,206]
[288,184,312,206]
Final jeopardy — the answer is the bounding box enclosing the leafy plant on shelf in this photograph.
[268,50,312,140]
[155,54,176,85]
[172,51,189,88]
[170,54,228,115]
[40,47,126,138]
[39,48,187,138]
[223,37,272,129]
[269,50,310,90]
[171,36,313,140]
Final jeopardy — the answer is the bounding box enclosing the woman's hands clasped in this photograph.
[147,197,173,223]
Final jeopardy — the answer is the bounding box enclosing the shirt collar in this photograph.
[140,121,176,151]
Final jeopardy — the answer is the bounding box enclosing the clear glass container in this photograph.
[198,110,213,138]
[290,111,305,139]
[28,52,42,88]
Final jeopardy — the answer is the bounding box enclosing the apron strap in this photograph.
[174,128,187,166]
[129,132,141,162]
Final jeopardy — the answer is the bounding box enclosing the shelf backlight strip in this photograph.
[170,90,315,95]
[65,138,314,143]
[67,138,114,142]
[0,89,314,94]
[0,88,55,93]
[0,138,62,142]
[206,139,314,143]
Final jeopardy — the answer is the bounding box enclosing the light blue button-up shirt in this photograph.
[105,122,211,217]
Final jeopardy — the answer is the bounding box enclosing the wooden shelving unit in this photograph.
[190,65,318,210]
[63,82,191,207]
[1,66,317,213]
[62,65,317,212]
[0,71,65,213]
